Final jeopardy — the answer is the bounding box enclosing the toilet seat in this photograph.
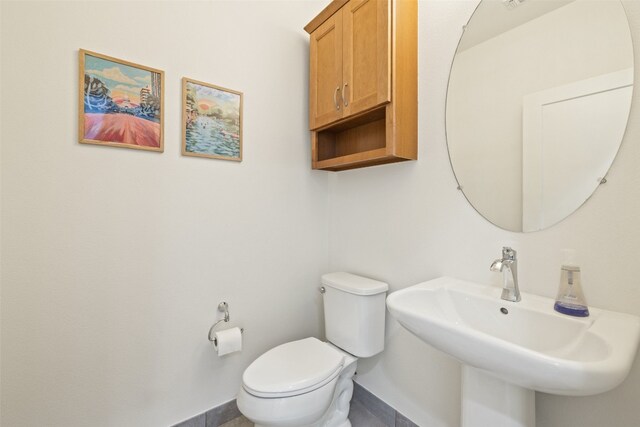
[242,337,345,398]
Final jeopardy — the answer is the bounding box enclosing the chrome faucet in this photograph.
[490,247,521,302]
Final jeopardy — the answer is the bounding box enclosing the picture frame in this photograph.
[79,49,164,152]
[182,77,243,161]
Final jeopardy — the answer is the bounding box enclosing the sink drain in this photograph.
[500,307,509,315]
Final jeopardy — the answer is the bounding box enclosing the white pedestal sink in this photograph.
[386,277,640,427]
[462,366,534,427]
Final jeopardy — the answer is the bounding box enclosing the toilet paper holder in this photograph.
[207,301,244,344]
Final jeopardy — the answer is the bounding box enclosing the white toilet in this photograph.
[237,272,388,427]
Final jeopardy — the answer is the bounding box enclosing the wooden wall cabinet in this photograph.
[305,0,417,171]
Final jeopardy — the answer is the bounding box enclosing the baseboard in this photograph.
[172,399,241,427]
[352,381,419,427]
[173,382,418,427]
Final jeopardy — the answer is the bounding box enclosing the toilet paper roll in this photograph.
[213,327,242,356]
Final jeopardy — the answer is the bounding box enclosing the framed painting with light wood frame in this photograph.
[79,49,164,152]
[182,77,243,161]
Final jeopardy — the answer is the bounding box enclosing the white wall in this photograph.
[447,0,633,231]
[329,0,640,426]
[0,1,328,426]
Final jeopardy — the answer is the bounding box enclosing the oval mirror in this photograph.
[446,0,634,232]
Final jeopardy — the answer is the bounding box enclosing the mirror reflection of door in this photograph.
[446,0,634,232]
[522,69,633,232]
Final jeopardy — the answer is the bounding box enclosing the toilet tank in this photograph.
[322,272,389,358]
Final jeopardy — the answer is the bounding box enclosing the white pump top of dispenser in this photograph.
[562,249,580,268]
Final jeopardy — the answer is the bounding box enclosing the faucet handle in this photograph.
[490,259,503,272]
[502,246,517,260]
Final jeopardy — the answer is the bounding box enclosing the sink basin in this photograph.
[386,277,640,396]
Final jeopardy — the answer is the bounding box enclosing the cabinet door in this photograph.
[309,12,344,130]
[342,0,390,117]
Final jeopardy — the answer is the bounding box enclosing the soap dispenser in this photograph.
[554,249,589,317]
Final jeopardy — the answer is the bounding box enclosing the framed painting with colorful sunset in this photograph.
[78,49,164,152]
[182,77,243,161]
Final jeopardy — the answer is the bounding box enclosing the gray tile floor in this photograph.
[349,399,389,427]
[219,416,253,427]
[220,400,389,427]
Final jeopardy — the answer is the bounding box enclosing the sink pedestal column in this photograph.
[461,366,535,427]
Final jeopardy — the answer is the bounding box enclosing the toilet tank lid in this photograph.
[321,272,389,295]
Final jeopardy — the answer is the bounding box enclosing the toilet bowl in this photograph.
[237,272,388,427]
[237,338,357,427]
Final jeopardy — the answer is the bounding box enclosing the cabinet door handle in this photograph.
[343,82,349,107]
[334,86,341,111]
